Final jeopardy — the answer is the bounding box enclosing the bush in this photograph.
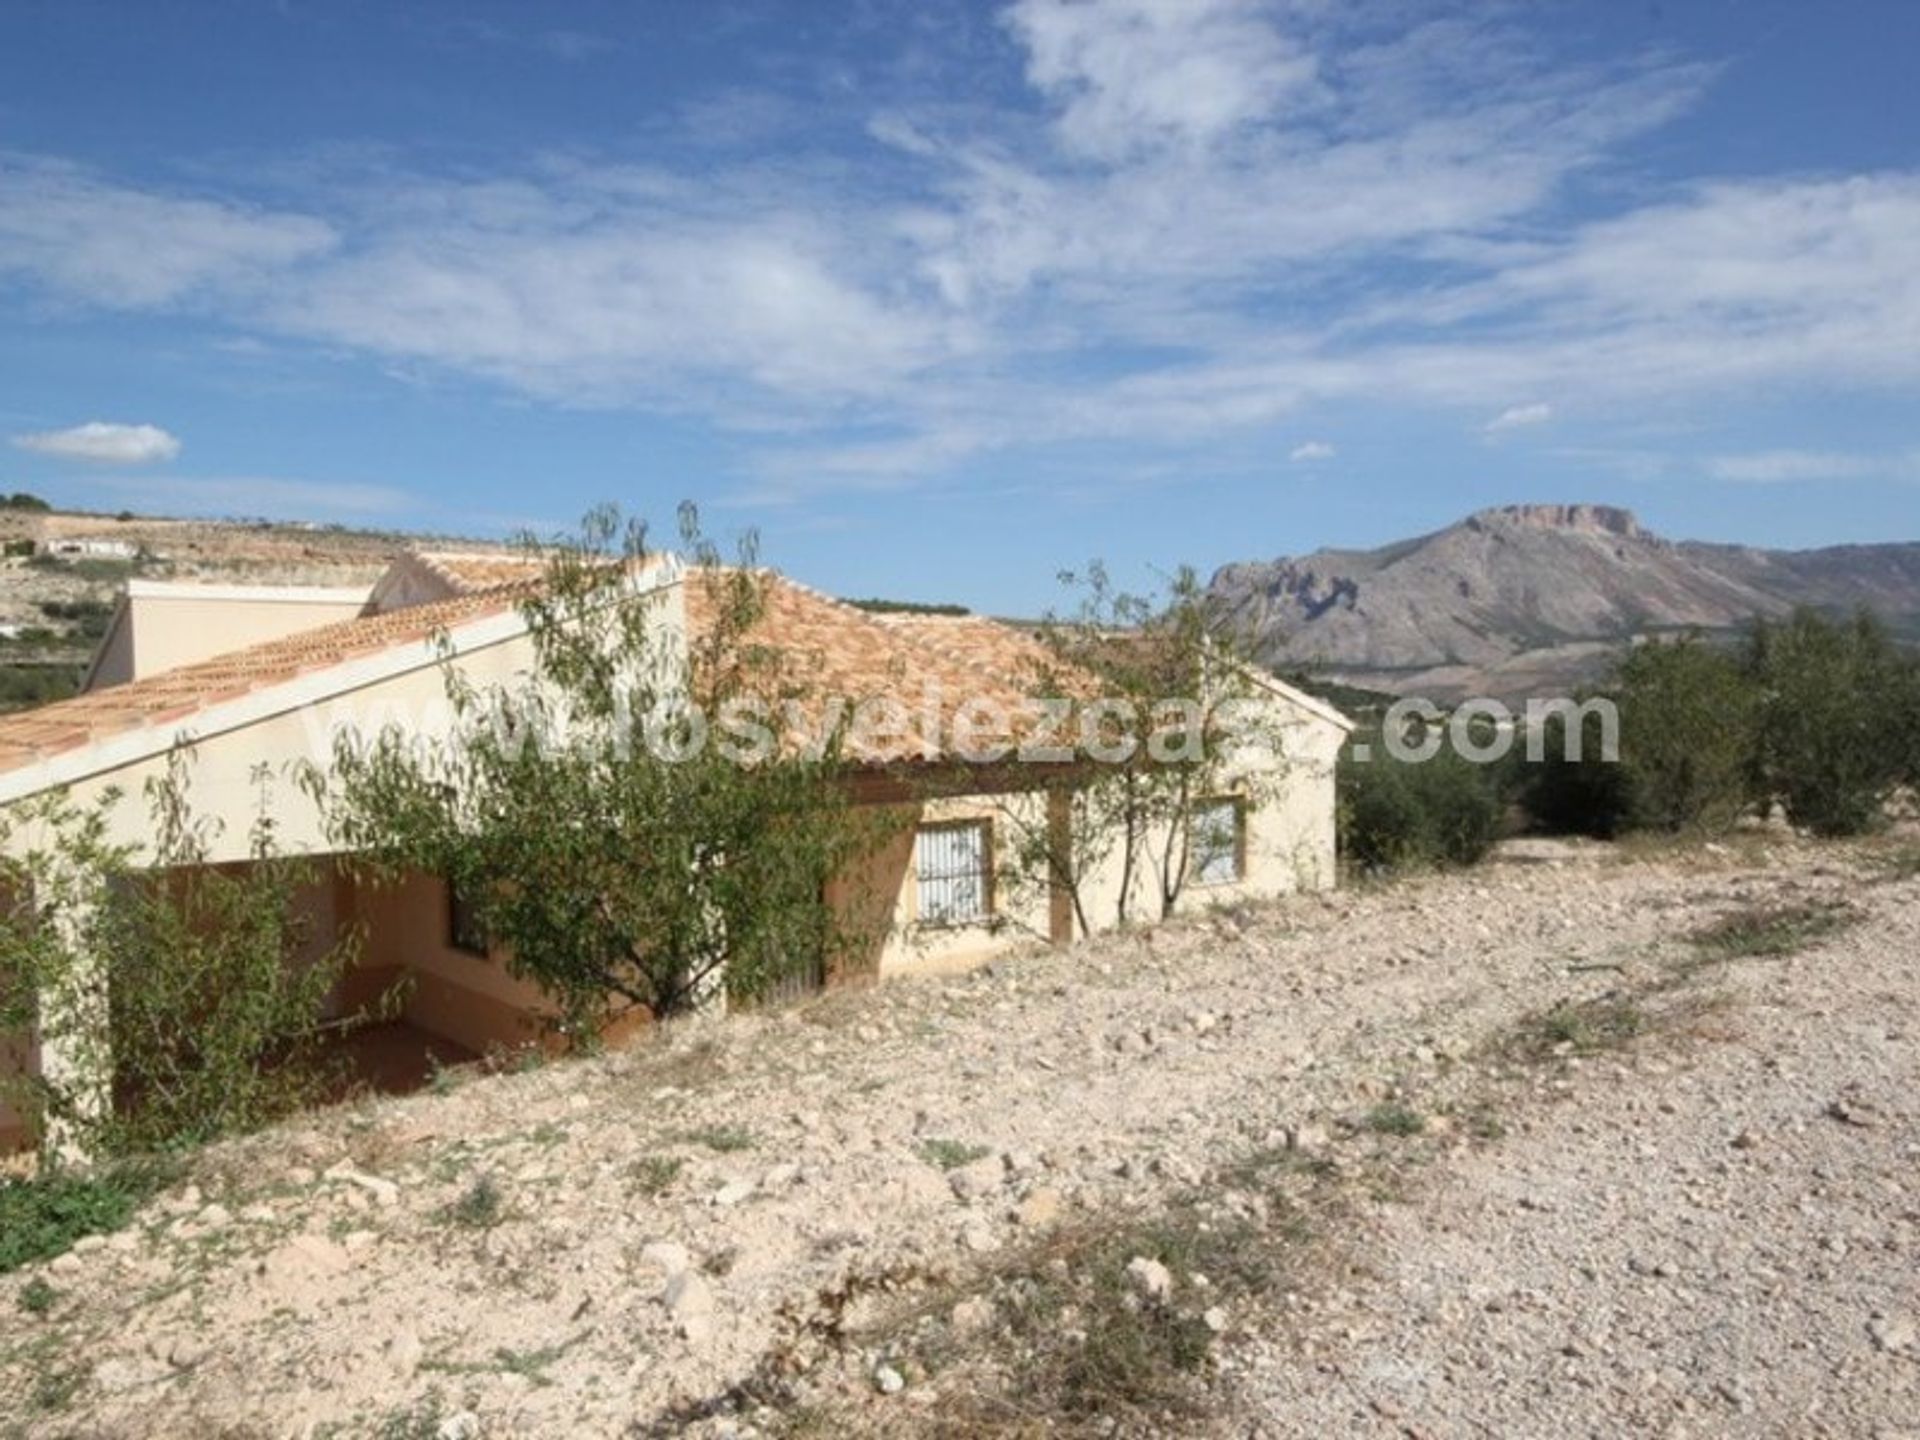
[1746,609,1915,836]
[0,1160,172,1274]
[0,759,360,1157]
[1529,640,1755,837]
[1339,738,1503,870]
[1524,698,1634,837]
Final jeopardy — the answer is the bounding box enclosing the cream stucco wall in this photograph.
[842,793,1055,979]
[86,583,373,691]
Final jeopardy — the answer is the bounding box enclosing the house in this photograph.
[0,550,1350,1151]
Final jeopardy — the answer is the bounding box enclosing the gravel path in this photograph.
[1233,845,1920,1440]
[2,833,1913,1438]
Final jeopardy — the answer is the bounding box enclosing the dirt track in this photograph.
[3,832,1915,1438]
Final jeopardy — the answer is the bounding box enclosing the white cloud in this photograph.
[0,5,1916,499]
[0,156,334,307]
[1706,450,1902,484]
[1483,402,1552,434]
[12,421,181,464]
[1002,0,1320,161]
[1289,440,1335,462]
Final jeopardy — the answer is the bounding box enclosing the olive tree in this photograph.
[995,561,1289,933]
[1745,608,1914,836]
[316,505,881,1034]
[0,758,356,1158]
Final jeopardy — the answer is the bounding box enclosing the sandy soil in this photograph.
[3,832,1914,1438]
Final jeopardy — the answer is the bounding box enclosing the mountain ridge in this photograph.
[1209,505,1920,702]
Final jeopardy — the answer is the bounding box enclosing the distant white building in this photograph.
[41,537,139,561]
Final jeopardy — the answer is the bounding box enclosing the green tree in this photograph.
[0,759,357,1158]
[1612,636,1756,834]
[316,505,882,1033]
[1339,737,1503,870]
[997,562,1290,932]
[1745,608,1914,836]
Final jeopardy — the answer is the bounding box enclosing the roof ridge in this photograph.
[0,585,529,770]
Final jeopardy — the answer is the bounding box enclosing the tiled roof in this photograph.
[0,563,1107,784]
[0,584,532,777]
[872,612,1075,690]
[412,550,545,594]
[684,575,1064,757]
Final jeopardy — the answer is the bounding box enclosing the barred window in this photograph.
[447,877,489,957]
[915,821,992,926]
[1189,797,1245,885]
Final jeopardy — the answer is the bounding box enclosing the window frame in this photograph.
[446,876,490,958]
[1186,795,1248,887]
[912,818,996,929]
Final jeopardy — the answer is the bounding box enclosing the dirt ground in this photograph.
[3,831,1915,1438]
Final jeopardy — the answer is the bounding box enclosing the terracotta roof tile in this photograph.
[0,584,530,776]
[0,564,1099,782]
[412,551,545,594]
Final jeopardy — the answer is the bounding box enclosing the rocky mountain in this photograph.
[1209,503,1920,702]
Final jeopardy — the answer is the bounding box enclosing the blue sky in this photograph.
[1,0,1916,613]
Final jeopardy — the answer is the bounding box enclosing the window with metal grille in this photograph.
[915,821,992,926]
[447,876,489,957]
[1188,797,1245,885]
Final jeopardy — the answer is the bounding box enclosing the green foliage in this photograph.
[918,1137,990,1170]
[1689,901,1859,960]
[683,1124,756,1153]
[1528,613,1919,839]
[1613,639,1757,833]
[318,504,883,1029]
[0,493,50,512]
[1001,561,1292,934]
[1524,698,1634,838]
[0,664,82,713]
[1338,739,1503,870]
[17,1275,58,1314]
[1746,609,1916,836]
[1362,1101,1426,1136]
[1500,997,1647,1062]
[0,1159,172,1273]
[843,597,970,616]
[444,1174,504,1229]
[0,758,360,1157]
[630,1155,683,1196]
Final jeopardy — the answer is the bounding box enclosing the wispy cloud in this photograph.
[12,421,181,464]
[1484,402,1553,435]
[0,4,1914,501]
[1289,440,1335,462]
[0,156,333,307]
[1707,450,1912,483]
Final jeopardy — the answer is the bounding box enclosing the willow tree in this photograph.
[316,505,878,1036]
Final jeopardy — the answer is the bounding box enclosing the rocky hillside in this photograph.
[2,833,1915,1436]
[1209,504,1920,701]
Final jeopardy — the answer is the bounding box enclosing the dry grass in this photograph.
[1687,900,1859,961]
[1494,994,1648,1065]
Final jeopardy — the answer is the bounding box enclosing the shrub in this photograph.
[1524,698,1634,837]
[0,757,360,1157]
[1746,609,1915,836]
[1339,738,1503,870]
[1525,639,1755,837]
[0,1159,172,1274]
[444,1174,504,1229]
[1614,639,1757,833]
